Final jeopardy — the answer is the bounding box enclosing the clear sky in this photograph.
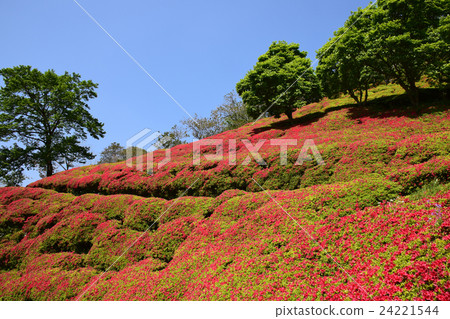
[1,0,371,184]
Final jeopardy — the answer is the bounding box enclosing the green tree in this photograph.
[181,113,224,140]
[126,146,147,158]
[424,14,450,90]
[98,142,126,164]
[317,0,448,106]
[181,91,254,140]
[236,41,321,121]
[157,125,187,149]
[364,0,448,105]
[214,91,253,130]
[0,65,105,177]
[0,144,28,186]
[98,143,148,163]
[316,9,381,105]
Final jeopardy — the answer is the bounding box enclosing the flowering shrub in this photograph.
[389,156,450,194]
[160,196,215,224]
[0,266,97,301]
[76,189,450,301]
[29,86,449,200]
[123,197,167,231]
[0,83,449,300]
[90,194,139,221]
[86,220,143,271]
[39,212,106,254]
[149,216,200,263]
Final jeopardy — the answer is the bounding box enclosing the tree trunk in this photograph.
[286,111,293,121]
[363,84,369,106]
[348,90,361,106]
[407,85,419,107]
[399,79,419,107]
[46,161,54,177]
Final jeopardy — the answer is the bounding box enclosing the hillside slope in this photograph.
[1,83,449,300]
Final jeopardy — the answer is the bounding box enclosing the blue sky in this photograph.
[0,0,371,184]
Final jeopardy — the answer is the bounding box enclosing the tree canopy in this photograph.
[367,0,448,105]
[316,9,382,105]
[97,143,148,164]
[157,125,187,149]
[0,65,105,181]
[0,144,28,186]
[97,142,126,164]
[236,41,321,121]
[181,91,253,140]
[214,91,253,130]
[181,113,224,140]
[317,0,449,106]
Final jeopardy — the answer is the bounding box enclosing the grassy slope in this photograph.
[0,83,449,300]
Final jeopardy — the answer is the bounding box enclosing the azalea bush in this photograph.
[29,84,449,200]
[0,82,449,300]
